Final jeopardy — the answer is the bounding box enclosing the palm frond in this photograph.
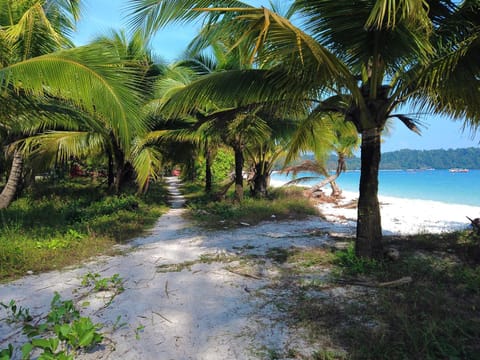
[125,0,251,35]
[365,0,431,30]
[406,30,480,123]
[0,43,145,149]
[282,160,324,176]
[160,68,322,119]
[285,105,336,165]
[16,131,105,164]
[132,144,162,193]
[390,114,422,135]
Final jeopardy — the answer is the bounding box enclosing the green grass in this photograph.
[188,186,319,228]
[269,233,480,360]
[0,179,169,281]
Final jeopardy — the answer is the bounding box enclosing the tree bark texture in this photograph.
[355,128,383,259]
[107,150,114,188]
[250,161,269,198]
[0,150,23,209]
[205,147,212,193]
[233,146,244,201]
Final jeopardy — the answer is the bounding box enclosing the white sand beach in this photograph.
[270,178,480,236]
[320,189,480,236]
[1,178,478,359]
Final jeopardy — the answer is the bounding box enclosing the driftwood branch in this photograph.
[335,276,412,288]
[466,216,480,235]
[226,268,262,280]
[164,280,169,299]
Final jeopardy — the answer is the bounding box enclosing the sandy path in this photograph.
[1,178,345,360]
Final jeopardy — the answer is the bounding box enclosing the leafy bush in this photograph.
[196,147,234,183]
[1,293,103,359]
[333,244,385,275]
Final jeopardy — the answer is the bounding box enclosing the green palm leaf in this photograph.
[17,131,105,165]
[0,43,145,149]
[131,141,163,192]
[125,0,251,35]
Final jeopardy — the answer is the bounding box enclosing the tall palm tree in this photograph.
[127,0,479,259]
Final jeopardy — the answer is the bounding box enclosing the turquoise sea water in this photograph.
[271,169,480,207]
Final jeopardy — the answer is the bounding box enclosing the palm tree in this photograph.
[13,30,161,195]
[283,113,359,197]
[88,29,159,192]
[149,35,281,201]
[127,0,479,259]
[148,59,220,191]
[0,0,82,207]
[244,111,300,198]
[0,1,146,207]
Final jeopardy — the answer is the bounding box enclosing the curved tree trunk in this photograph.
[311,172,340,193]
[233,145,244,202]
[329,154,345,197]
[329,180,342,197]
[310,155,344,197]
[355,128,383,259]
[0,150,23,209]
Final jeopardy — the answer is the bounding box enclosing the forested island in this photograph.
[327,147,480,170]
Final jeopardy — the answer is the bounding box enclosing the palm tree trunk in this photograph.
[330,154,346,197]
[355,128,383,259]
[0,150,23,209]
[205,146,212,193]
[311,173,340,193]
[250,161,270,198]
[113,148,125,193]
[329,180,342,197]
[233,145,244,202]
[107,150,114,188]
[114,167,122,193]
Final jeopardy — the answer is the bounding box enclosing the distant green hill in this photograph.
[327,147,480,170]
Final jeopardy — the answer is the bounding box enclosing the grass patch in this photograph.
[188,186,319,228]
[333,243,386,276]
[263,233,480,359]
[0,179,169,282]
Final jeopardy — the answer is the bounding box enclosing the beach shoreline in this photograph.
[271,180,480,235]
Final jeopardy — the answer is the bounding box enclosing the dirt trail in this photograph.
[0,178,353,359]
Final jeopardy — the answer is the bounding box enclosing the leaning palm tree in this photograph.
[127,0,479,259]
[283,113,359,197]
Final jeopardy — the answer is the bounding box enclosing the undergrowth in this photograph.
[188,186,318,228]
[0,179,168,281]
[271,233,480,359]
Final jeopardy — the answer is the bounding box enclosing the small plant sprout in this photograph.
[81,272,125,293]
[0,299,33,323]
[2,293,104,359]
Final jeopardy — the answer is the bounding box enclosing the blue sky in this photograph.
[72,0,480,153]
